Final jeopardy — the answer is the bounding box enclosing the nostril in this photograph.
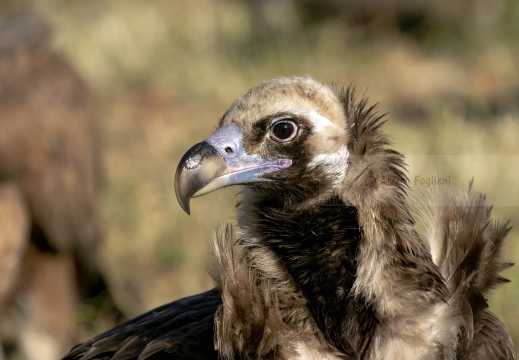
[224,146,234,154]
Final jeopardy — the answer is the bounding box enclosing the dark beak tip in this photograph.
[179,199,191,215]
[174,176,191,215]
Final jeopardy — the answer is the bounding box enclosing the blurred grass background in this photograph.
[1,0,518,351]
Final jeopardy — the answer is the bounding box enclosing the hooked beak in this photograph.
[174,122,292,214]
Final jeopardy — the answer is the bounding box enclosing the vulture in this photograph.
[0,14,117,360]
[64,76,516,360]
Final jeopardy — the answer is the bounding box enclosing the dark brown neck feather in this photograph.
[250,195,376,356]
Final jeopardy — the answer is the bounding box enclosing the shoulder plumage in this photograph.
[416,181,513,299]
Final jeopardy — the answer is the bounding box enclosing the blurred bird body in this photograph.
[65,77,515,359]
[0,14,111,360]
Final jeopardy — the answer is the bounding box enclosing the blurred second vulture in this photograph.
[0,14,118,360]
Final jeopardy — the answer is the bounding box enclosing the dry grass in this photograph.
[2,0,518,352]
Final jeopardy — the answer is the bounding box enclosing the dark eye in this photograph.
[269,120,298,142]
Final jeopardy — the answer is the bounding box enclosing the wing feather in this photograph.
[65,289,221,360]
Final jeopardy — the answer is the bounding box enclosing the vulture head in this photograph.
[175,77,350,213]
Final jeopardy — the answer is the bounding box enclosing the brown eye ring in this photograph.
[269,120,298,142]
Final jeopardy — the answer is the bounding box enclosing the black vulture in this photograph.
[0,14,117,360]
[64,77,515,359]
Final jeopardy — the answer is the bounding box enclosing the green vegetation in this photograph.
[2,0,518,350]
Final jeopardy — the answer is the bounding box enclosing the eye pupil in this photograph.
[271,121,297,142]
[273,123,291,138]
